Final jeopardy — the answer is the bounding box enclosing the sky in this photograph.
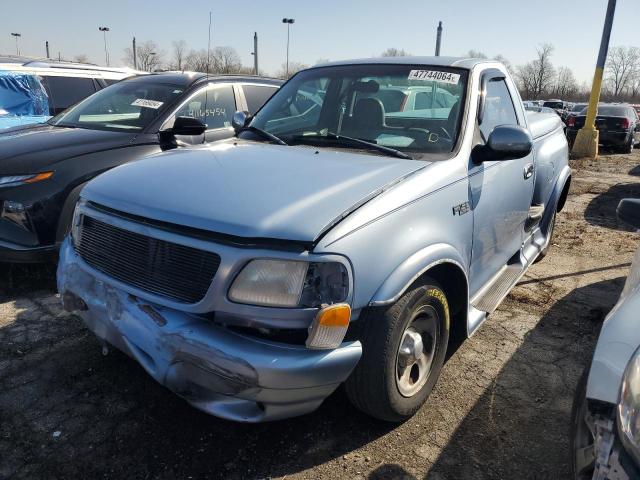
[0,0,637,82]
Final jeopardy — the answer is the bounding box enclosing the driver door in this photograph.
[468,72,535,295]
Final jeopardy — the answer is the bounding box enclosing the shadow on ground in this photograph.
[0,263,57,301]
[584,183,640,230]
[422,277,623,479]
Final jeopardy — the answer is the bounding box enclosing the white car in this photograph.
[572,198,640,479]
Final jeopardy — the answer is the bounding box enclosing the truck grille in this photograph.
[75,215,220,304]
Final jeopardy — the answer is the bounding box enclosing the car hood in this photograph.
[0,123,138,174]
[82,140,426,243]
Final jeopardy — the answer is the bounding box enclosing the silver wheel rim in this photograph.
[395,305,438,398]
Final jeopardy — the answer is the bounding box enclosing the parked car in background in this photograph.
[566,104,640,152]
[632,104,640,117]
[0,56,142,129]
[525,105,557,114]
[543,99,567,116]
[57,57,570,423]
[564,102,588,122]
[571,199,640,480]
[0,72,281,262]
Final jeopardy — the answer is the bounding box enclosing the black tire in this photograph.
[623,135,634,154]
[535,210,556,263]
[345,280,450,422]
[570,368,596,479]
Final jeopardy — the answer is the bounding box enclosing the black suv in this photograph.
[0,72,281,262]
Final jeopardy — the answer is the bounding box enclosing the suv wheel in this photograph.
[345,279,450,421]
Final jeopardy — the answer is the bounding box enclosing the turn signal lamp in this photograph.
[306,303,351,350]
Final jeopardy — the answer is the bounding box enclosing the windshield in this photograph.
[571,104,586,112]
[543,101,563,109]
[245,64,469,157]
[597,105,629,116]
[51,80,184,132]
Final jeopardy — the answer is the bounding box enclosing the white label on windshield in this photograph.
[131,99,164,109]
[408,70,460,84]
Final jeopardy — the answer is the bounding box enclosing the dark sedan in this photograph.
[0,72,281,262]
[566,104,640,153]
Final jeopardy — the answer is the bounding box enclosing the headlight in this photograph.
[229,259,349,308]
[0,172,53,188]
[618,345,640,462]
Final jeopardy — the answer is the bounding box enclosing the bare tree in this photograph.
[516,43,555,98]
[211,46,242,74]
[605,46,640,97]
[184,49,209,72]
[73,54,90,64]
[380,48,411,57]
[123,40,164,72]
[466,50,487,59]
[554,66,578,97]
[493,54,513,74]
[275,61,308,79]
[171,40,188,71]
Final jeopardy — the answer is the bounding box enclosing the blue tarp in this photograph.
[0,70,49,116]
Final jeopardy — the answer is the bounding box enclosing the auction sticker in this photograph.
[408,70,460,84]
[131,98,164,109]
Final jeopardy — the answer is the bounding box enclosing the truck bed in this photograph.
[526,111,564,139]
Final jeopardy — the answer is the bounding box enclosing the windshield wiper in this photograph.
[239,125,288,146]
[290,132,412,160]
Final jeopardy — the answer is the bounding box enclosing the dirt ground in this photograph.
[1,149,640,480]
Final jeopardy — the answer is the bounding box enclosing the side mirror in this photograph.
[473,125,533,163]
[617,199,640,230]
[232,110,251,132]
[171,116,207,136]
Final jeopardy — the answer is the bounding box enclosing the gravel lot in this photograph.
[1,149,640,480]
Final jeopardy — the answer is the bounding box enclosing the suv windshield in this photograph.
[245,64,468,157]
[51,80,184,131]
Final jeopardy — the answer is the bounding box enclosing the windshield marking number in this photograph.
[131,99,164,109]
[408,70,460,85]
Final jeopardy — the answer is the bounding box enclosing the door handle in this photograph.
[524,163,534,179]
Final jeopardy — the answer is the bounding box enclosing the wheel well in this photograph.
[557,175,571,212]
[418,262,468,346]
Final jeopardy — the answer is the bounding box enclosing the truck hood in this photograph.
[82,141,426,243]
[0,123,138,174]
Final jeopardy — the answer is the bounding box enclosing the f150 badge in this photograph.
[452,202,470,216]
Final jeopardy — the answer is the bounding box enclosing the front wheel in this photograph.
[570,369,596,479]
[345,280,450,421]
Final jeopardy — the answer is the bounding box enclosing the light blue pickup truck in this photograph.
[57,57,571,422]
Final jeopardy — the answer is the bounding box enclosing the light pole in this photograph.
[11,33,21,55]
[98,26,110,66]
[282,18,294,77]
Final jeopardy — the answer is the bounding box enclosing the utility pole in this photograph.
[99,26,110,66]
[45,41,50,59]
[572,0,616,159]
[11,33,21,55]
[435,21,443,56]
[132,37,137,70]
[252,32,259,75]
[282,18,294,77]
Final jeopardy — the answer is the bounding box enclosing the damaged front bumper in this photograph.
[57,239,362,422]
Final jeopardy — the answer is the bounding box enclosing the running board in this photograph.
[471,263,524,314]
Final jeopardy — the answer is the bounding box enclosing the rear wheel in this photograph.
[345,280,450,421]
[623,135,634,154]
